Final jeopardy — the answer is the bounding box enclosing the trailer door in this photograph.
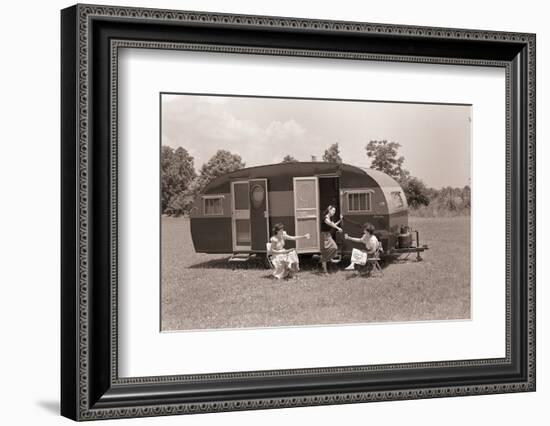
[249,179,269,251]
[231,181,251,251]
[293,177,320,253]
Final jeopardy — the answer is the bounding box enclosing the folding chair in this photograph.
[355,242,383,277]
[265,242,275,269]
[365,242,383,276]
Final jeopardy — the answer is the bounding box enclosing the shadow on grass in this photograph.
[188,256,273,270]
[187,254,401,273]
[188,257,235,269]
[188,255,323,271]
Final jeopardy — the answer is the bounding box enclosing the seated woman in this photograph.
[269,223,310,279]
[344,223,380,271]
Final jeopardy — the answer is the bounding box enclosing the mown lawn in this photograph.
[161,216,470,331]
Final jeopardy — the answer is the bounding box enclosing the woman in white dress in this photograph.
[344,222,380,271]
[269,223,310,279]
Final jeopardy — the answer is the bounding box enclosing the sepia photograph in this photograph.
[160,93,472,331]
[58,3,536,420]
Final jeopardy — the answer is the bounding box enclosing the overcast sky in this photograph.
[161,94,471,189]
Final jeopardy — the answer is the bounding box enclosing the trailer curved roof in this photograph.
[203,162,345,193]
[359,167,408,213]
[358,167,399,188]
[201,162,407,213]
[203,162,397,188]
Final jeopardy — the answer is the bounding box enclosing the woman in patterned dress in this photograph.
[320,205,343,275]
[270,223,310,279]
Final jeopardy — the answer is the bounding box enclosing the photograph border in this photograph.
[61,4,535,421]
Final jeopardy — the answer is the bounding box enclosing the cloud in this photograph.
[162,96,317,169]
[161,94,471,188]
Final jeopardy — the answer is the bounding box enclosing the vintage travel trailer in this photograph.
[189,162,427,259]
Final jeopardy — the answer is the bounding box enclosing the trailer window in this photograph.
[203,196,224,215]
[347,191,372,212]
[391,191,405,208]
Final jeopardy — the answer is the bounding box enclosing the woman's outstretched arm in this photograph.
[282,231,310,241]
[324,216,342,232]
[344,234,363,243]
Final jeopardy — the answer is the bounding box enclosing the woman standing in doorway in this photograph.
[320,205,343,275]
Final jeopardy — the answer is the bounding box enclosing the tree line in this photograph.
[364,140,470,216]
[161,141,470,216]
[161,147,244,215]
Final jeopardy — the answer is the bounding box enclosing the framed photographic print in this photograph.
[61,4,536,421]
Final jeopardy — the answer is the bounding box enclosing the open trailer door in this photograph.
[231,181,251,252]
[293,177,320,253]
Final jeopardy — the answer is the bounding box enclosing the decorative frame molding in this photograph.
[61,4,535,421]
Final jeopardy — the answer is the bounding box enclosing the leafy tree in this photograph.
[192,150,245,195]
[282,155,298,163]
[165,192,195,217]
[366,140,434,208]
[365,140,408,180]
[400,176,430,208]
[425,186,439,201]
[435,186,465,211]
[322,143,342,164]
[161,146,196,213]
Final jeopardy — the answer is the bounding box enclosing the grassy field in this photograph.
[161,216,470,331]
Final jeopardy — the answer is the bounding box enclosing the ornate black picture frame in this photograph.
[61,4,536,421]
